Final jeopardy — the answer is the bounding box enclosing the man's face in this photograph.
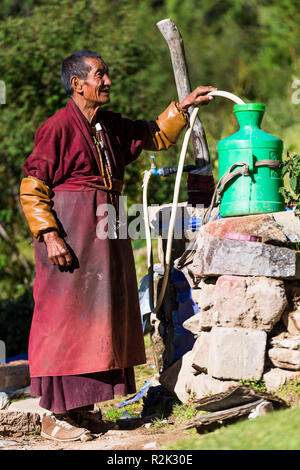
[78,57,111,106]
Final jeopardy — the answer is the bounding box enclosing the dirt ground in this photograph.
[4,344,296,451]
[1,345,192,451]
[1,426,189,451]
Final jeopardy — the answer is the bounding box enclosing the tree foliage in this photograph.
[279,152,300,209]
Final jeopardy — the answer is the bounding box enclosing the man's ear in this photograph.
[70,75,84,95]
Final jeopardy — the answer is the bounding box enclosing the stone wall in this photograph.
[159,211,300,401]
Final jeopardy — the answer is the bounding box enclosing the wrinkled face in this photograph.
[75,57,112,106]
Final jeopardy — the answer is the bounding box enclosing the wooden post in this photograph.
[156,18,211,168]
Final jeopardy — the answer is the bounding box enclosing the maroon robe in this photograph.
[24,98,149,378]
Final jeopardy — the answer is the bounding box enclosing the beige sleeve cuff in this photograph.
[20,176,59,241]
[143,101,189,151]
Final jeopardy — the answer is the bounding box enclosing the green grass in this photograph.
[144,399,203,434]
[104,403,141,422]
[171,402,199,423]
[239,379,267,393]
[143,332,152,349]
[167,404,300,450]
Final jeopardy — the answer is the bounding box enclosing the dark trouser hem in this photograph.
[30,367,136,414]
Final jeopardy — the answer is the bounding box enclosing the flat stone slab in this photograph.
[8,397,46,418]
[208,327,267,381]
[0,410,41,435]
[185,399,273,432]
[185,234,300,281]
[194,384,287,412]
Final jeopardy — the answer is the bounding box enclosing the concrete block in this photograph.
[208,327,267,381]
[214,275,287,331]
[0,361,30,389]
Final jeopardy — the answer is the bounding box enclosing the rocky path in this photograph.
[0,424,187,451]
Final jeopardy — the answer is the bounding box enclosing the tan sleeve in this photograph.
[20,176,59,241]
[143,101,189,151]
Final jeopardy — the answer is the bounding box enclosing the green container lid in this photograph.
[233,103,265,113]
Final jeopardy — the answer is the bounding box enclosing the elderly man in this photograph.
[20,49,215,442]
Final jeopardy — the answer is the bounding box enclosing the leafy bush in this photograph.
[279,152,300,210]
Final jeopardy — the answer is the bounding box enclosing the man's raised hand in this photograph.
[177,86,217,111]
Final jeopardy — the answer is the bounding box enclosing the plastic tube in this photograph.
[143,169,155,311]
[150,106,200,323]
[208,90,245,104]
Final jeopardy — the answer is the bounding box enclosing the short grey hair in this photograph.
[61,50,102,97]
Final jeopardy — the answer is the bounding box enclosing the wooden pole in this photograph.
[156,18,211,168]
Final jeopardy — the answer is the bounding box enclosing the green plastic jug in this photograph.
[218,103,285,217]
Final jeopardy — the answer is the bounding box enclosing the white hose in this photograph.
[143,170,154,311]
[148,106,200,324]
[145,90,245,325]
